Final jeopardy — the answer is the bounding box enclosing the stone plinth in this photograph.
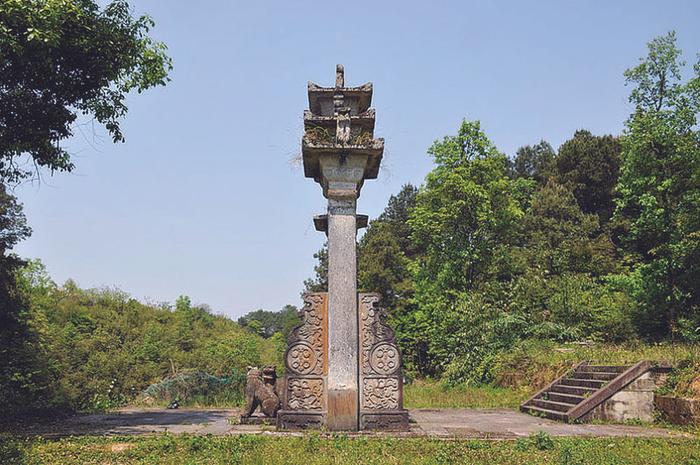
[277,292,409,431]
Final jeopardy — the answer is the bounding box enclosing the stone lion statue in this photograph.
[242,365,280,419]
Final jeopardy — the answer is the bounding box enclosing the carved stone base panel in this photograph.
[279,293,329,430]
[284,293,328,378]
[357,293,409,431]
[280,292,408,431]
[286,377,325,411]
[362,376,401,410]
[360,411,410,431]
[277,411,327,430]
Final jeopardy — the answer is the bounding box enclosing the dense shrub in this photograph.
[0,261,278,417]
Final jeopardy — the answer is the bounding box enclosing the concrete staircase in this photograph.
[520,361,652,422]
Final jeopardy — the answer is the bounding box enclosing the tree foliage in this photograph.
[1,262,279,417]
[516,181,618,277]
[238,305,301,339]
[555,130,621,223]
[0,0,172,183]
[303,243,328,293]
[615,31,700,339]
[512,140,556,185]
[409,120,532,296]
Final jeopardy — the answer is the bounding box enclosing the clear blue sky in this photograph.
[13,0,700,318]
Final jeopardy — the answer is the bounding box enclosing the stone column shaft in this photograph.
[326,197,359,430]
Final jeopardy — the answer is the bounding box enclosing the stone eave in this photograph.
[307,81,373,113]
[303,109,376,131]
[302,138,384,180]
[313,214,369,234]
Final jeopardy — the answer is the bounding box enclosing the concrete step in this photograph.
[580,365,629,373]
[530,399,575,413]
[521,405,567,421]
[571,371,619,381]
[545,392,585,404]
[549,384,597,396]
[559,378,606,389]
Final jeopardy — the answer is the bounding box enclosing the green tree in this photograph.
[0,188,58,415]
[0,0,172,183]
[407,120,533,376]
[556,130,621,223]
[358,221,410,310]
[409,119,532,296]
[517,181,618,277]
[303,243,328,293]
[615,31,700,339]
[238,305,300,339]
[512,140,555,185]
[358,184,419,309]
[374,184,419,254]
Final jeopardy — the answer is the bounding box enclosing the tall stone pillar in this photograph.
[321,155,366,430]
[277,65,408,431]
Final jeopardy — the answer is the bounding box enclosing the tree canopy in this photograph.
[0,0,172,183]
[615,31,700,339]
[555,130,621,223]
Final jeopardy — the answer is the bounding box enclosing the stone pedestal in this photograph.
[278,65,408,431]
[277,292,408,430]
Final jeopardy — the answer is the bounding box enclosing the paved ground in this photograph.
[3,407,690,439]
[411,408,688,438]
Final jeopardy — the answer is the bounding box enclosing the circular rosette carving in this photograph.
[286,342,318,375]
[369,343,399,375]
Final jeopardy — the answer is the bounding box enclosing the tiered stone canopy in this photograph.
[302,65,384,200]
[278,65,408,432]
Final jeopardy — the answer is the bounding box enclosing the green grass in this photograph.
[131,392,244,410]
[1,434,699,464]
[404,380,531,409]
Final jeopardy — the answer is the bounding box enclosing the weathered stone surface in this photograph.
[360,411,410,431]
[285,293,327,377]
[582,370,669,423]
[655,395,700,426]
[319,154,368,200]
[286,378,324,410]
[358,293,409,430]
[278,293,328,429]
[277,411,326,430]
[327,197,359,430]
[302,65,383,183]
[240,366,279,423]
[239,413,275,425]
[313,214,368,233]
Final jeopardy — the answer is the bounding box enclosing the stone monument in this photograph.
[277,65,409,431]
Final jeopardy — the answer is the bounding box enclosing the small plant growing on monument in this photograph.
[350,130,373,145]
[305,126,335,144]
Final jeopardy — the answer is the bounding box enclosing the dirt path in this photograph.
[4,407,691,439]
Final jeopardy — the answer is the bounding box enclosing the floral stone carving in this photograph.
[358,293,409,430]
[278,293,328,429]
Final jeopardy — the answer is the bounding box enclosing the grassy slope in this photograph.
[2,435,699,465]
[490,341,700,393]
[405,342,700,410]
